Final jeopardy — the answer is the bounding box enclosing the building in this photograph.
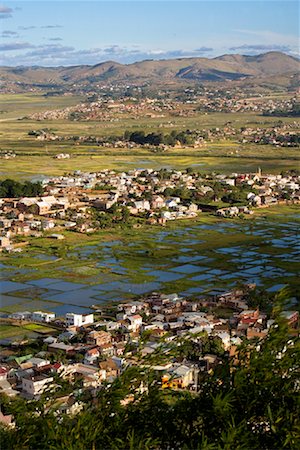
[281,311,299,328]
[32,311,55,323]
[65,313,94,328]
[87,330,111,346]
[48,342,75,355]
[84,348,100,365]
[21,374,54,397]
[127,314,143,332]
[0,236,10,249]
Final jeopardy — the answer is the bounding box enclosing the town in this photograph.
[0,168,299,251]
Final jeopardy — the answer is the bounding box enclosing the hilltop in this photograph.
[1,51,299,92]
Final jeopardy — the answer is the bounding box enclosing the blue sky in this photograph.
[0,1,298,66]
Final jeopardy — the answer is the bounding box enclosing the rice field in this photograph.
[1,207,299,316]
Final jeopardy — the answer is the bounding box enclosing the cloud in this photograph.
[0,42,34,51]
[0,41,215,66]
[18,26,37,30]
[1,30,19,38]
[194,47,213,53]
[41,25,63,29]
[0,4,13,19]
[229,44,294,54]
[24,44,75,59]
[0,5,12,12]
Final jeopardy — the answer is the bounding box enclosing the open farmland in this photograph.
[0,93,299,179]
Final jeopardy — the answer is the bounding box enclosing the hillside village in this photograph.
[0,283,298,425]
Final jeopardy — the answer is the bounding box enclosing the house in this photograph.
[281,311,299,328]
[213,331,231,350]
[21,373,54,397]
[66,313,94,328]
[65,364,99,388]
[43,336,57,345]
[246,327,268,339]
[9,311,32,321]
[48,342,75,355]
[162,364,196,390]
[127,314,143,332]
[0,367,9,381]
[99,359,120,382]
[0,409,15,428]
[26,357,50,369]
[99,343,114,357]
[32,311,55,323]
[114,342,126,356]
[87,330,111,346]
[105,321,120,332]
[0,236,10,249]
[187,203,198,212]
[133,200,150,211]
[151,196,165,209]
[238,309,260,324]
[52,396,83,417]
[35,201,52,215]
[84,348,100,365]
[41,219,55,230]
[165,198,180,208]
[58,330,77,342]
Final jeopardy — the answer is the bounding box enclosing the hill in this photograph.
[0,51,299,92]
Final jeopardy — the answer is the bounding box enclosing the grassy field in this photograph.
[0,93,83,120]
[1,153,299,180]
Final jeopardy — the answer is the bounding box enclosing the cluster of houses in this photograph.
[197,94,298,115]
[27,119,299,152]
[1,169,299,250]
[239,123,299,147]
[0,285,298,421]
[27,89,298,124]
[29,97,181,122]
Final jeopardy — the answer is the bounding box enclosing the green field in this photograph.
[1,153,299,180]
[0,93,83,120]
[0,322,56,339]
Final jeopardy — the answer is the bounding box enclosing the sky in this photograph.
[0,1,299,66]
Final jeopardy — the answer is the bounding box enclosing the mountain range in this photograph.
[1,52,299,92]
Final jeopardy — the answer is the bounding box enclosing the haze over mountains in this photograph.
[1,52,299,92]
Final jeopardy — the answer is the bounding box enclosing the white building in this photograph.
[127,314,143,332]
[21,374,54,397]
[66,313,94,328]
[32,311,55,323]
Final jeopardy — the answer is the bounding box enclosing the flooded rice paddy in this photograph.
[1,212,299,316]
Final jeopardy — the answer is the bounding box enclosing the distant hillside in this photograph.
[0,52,299,92]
